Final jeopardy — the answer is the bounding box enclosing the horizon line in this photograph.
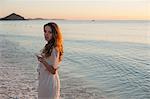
[0,13,149,21]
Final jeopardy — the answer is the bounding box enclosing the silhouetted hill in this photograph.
[0,13,67,20]
[0,13,25,20]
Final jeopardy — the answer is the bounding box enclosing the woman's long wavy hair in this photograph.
[42,22,63,62]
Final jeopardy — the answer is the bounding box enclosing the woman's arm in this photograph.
[42,60,57,74]
[37,55,57,75]
[36,48,59,75]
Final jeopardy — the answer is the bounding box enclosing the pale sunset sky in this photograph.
[0,0,149,20]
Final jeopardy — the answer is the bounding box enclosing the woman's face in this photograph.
[44,25,52,41]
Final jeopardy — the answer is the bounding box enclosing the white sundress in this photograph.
[37,48,60,99]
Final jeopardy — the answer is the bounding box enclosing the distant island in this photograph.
[0,13,66,21]
[0,13,25,20]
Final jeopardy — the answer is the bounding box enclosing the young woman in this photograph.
[36,22,63,99]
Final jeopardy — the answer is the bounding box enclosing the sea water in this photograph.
[0,20,149,99]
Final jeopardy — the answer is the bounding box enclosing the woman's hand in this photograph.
[36,54,46,64]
